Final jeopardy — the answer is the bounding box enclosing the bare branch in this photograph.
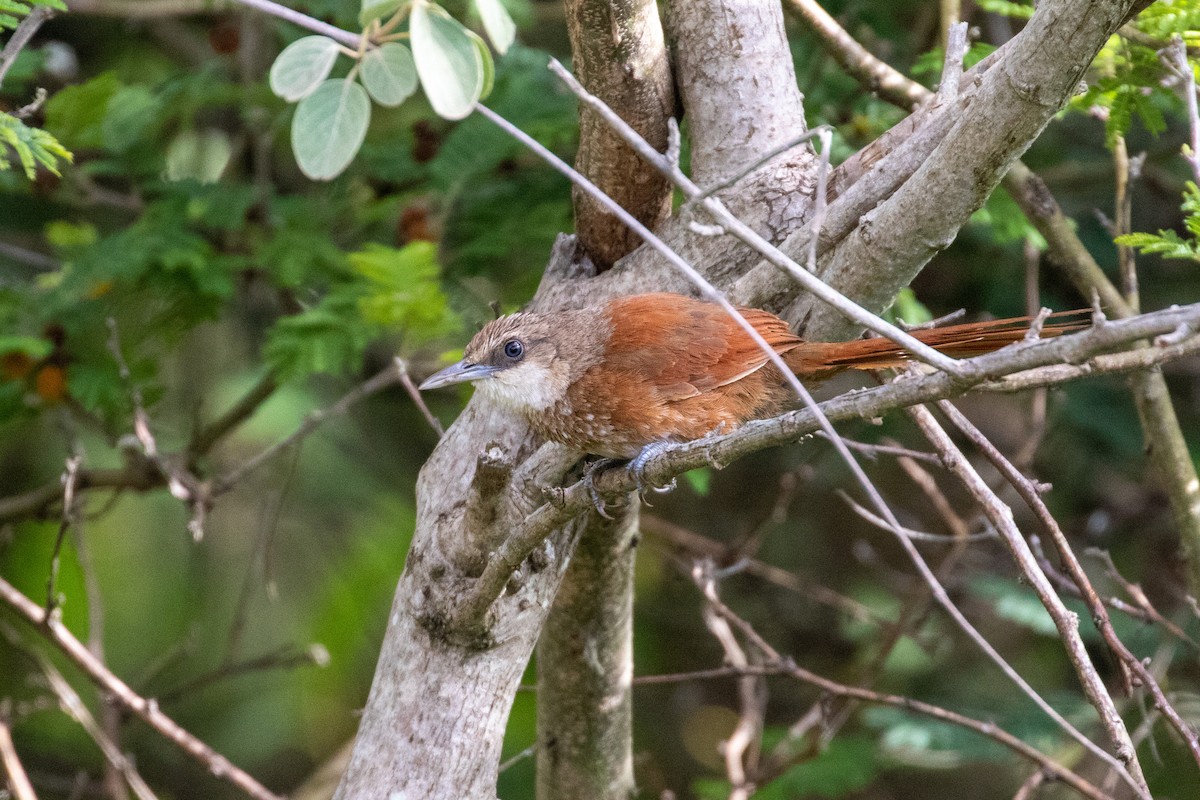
[783,0,928,109]
[691,573,1116,800]
[3,625,158,800]
[213,362,404,493]
[394,357,444,437]
[908,404,1149,793]
[0,713,37,800]
[0,577,283,800]
[937,400,1200,772]
[0,5,56,89]
[188,372,278,456]
[640,514,885,626]
[695,563,766,800]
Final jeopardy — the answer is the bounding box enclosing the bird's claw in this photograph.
[629,442,677,503]
[582,458,618,519]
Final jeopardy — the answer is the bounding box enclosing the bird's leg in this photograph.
[628,441,678,500]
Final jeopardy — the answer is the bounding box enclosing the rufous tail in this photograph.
[783,311,1090,378]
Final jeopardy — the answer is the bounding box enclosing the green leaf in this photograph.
[0,0,65,33]
[0,112,72,179]
[976,0,1034,18]
[891,288,931,326]
[467,28,495,100]
[474,0,515,54]
[360,43,419,107]
[101,85,163,154]
[291,78,372,180]
[410,0,484,120]
[682,468,712,496]
[0,335,51,360]
[360,0,405,26]
[164,129,232,184]
[44,71,121,150]
[265,293,373,380]
[269,35,343,102]
[349,242,458,341]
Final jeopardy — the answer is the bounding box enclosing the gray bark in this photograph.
[536,507,638,800]
[566,0,675,270]
[789,0,1137,339]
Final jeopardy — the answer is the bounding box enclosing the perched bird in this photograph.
[419,292,1082,460]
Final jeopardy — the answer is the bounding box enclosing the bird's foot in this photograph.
[582,457,621,519]
[629,442,677,503]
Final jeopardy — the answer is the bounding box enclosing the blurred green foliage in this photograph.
[1,1,1200,799]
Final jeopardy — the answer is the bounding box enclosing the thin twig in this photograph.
[1086,548,1200,650]
[0,577,284,800]
[640,514,885,626]
[498,744,536,774]
[910,403,1149,794]
[158,644,326,705]
[0,5,55,89]
[213,362,405,493]
[691,573,1115,800]
[0,713,37,800]
[937,398,1200,772]
[2,625,157,800]
[818,434,941,465]
[188,372,278,456]
[695,562,764,800]
[395,357,444,437]
[838,491,996,543]
[228,0,357,47]
[1166,37,1200,184]
[45,454,82,611]
[937,22,969,101]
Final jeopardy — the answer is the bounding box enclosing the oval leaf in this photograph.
[361,0,406,26]
[474,0,514,54]
[410,1,483,120]
[361,43,418,107]
[291,79,371,180]
[466,29,495,100]
[165,129,232,183]
[269,36,342,102]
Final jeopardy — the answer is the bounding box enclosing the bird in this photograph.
[419,292,1084,461]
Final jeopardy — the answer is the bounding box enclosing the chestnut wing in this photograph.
[602,294,801,402]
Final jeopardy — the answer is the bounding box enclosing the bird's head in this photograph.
[419,309,604,413]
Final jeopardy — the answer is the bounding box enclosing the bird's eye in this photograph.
[503,339,524,360]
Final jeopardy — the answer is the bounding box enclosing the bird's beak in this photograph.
[418,360,500,391]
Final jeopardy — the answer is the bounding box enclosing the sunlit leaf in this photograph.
[0,112,72,179]
[291,78,371,180]
[467,28,495,99]
[360,0,405,26]
[410,0,483,120]
[474,0,515,54]
[164,129,232,184]
[360,43,418,107]
[269,35,343,102]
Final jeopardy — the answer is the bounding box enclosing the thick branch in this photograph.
[665,0,811,187]
[791,0,1138,339]
[565,0,673,269]
[536,508,638,800]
